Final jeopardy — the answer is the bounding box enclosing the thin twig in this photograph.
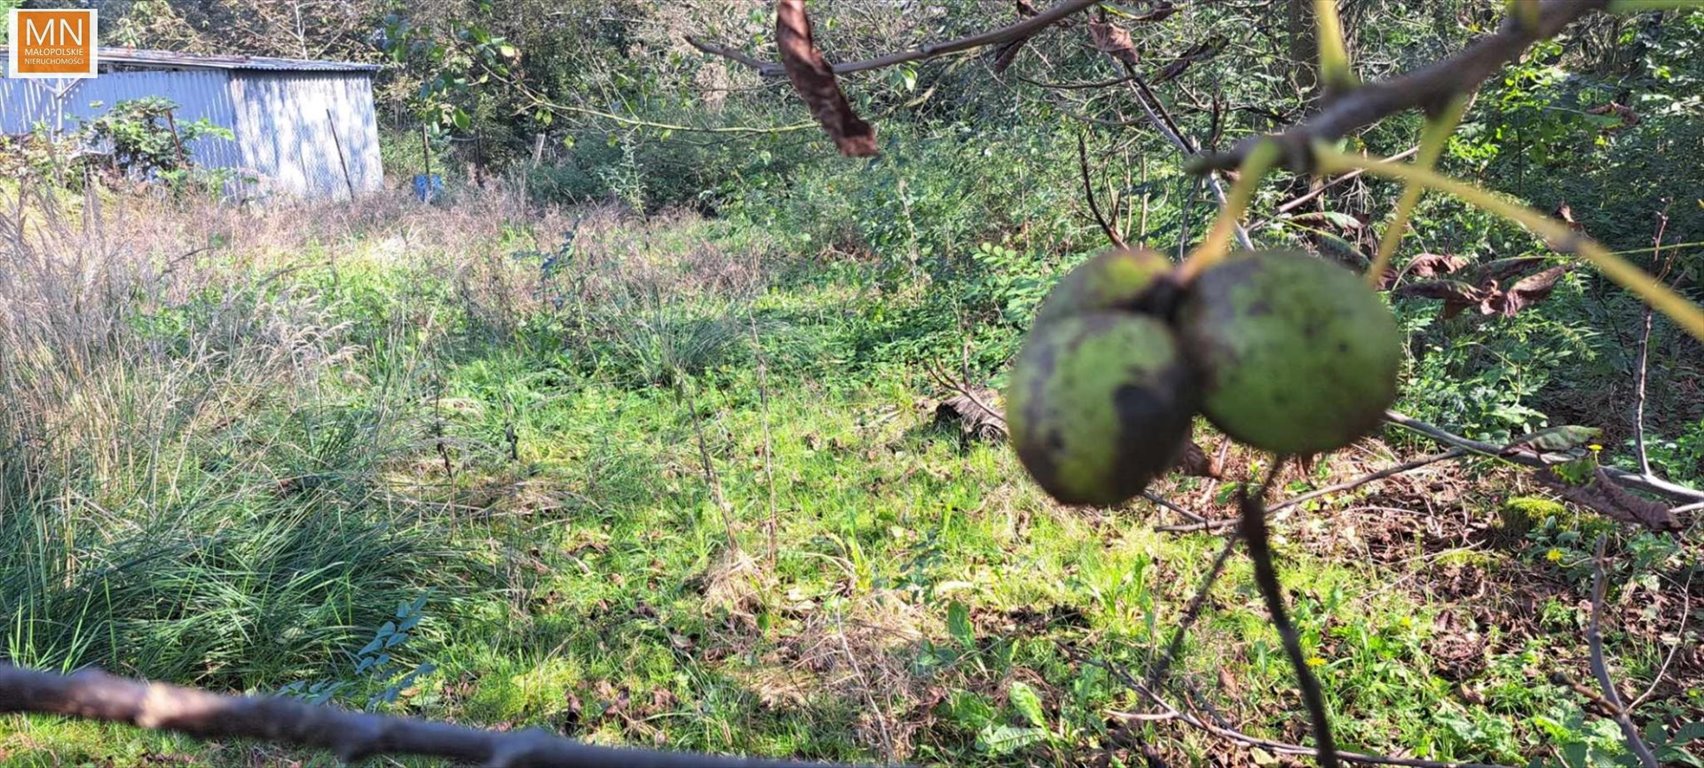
[1632,207,1674,477]
[1587,537,1660,768]
[1142,491,1208,525]
[1384,410,1704,505]
[749,313,780,566]
[1195,0,1612,172]
[0,666,877,768]
[1111,62,1255,251]
[1630,568,1693,708]
[1250,147,1420,231]
[1239,459,1340,768]
[1144,532,1240,690]
[1158,449,1469,533]
[1079,131,1128,247]
[686,0,1102,78]
[923,361,1006,428]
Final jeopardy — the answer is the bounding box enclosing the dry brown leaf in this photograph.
[1493,264,1572,317]
[934,389,1008,443]
[1152,36,1224,84]
[992,38,1030,73]
[1586,102,1639,129]
[1393,279,1484,319]
[1089,19,1139,64]
[1171,440,1218,478]
[776,0,878,157]
[1474,256,1551,285]
[1406,253,1469,279]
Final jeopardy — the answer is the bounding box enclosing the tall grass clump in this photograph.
[0,181,470,688]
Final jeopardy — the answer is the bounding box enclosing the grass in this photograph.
[0,180,1698,768]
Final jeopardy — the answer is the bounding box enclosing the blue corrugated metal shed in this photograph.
[0,47,383,200]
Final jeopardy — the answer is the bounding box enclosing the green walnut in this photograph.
[1033,247,1177,326]
[1006,312,1199,506]
[1177,250,1401,456]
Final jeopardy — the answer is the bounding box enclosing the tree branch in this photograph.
[0,666,879,768]
[1587,538,1660,768]
[1238,468,1340,768]
[1193,0,1612,172]
[1157,448,1468,534]
[1383,410,1704,505]
[1079,131,1128,247]
[686,0,1103,78]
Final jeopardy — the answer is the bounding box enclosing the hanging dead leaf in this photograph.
[776,0,878,157]
[1393,279,1485,319]
[992,38,1030,73]
[1406,253,1469,279]
[1152,36,1224,84]
[1474,256,1552,285]
[1089,19,1139,64]
[1492,264,1572,317]
[1533,467,1678,532]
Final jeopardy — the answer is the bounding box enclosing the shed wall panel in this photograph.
[229,71,382,199]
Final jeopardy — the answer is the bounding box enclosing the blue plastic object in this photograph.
[413,174,444,202]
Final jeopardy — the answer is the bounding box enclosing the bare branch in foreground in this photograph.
[686,0,1102,78]
[1384,410,1704,507]
[1193,0,1611,173]
[1587,538,1660,768]
[0,666,878,768]
[1238,465,1340,768]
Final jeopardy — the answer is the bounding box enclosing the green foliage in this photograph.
[279,594,437,711]
[79,97,234,179]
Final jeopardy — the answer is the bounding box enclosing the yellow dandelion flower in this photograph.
[1306,656,1326,668]
[1545,548,1564,563]
[1588,443,1604,453]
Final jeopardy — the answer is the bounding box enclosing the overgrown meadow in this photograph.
[2,3,1704,766]
[1,139,1698,766]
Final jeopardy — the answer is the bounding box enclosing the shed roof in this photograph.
[0,46,381,73]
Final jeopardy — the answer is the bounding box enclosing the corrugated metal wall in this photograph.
[0,70,244,170]
[229,71,383,199]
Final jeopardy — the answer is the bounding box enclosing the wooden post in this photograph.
[419,125,433,202]
[327,108,355,199]
[163,109,189,170]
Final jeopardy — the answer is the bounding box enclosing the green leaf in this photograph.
[451,108,472,132]
[947,601,974,648]
[1008,681,1047,728]
[976,724,1048,755]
